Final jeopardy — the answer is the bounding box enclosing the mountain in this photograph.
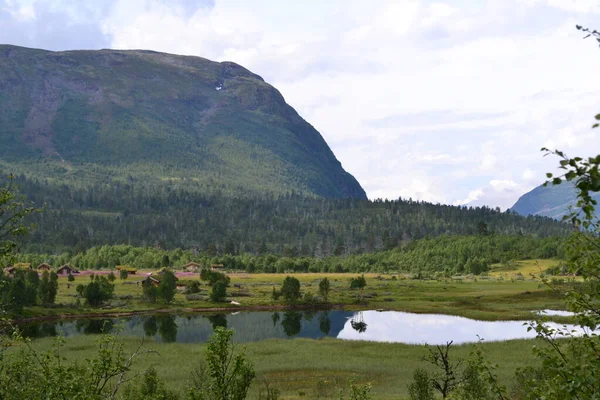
[510,181,600,219]
[0,45,366,199]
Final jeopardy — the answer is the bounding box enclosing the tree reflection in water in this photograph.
[157,315,177,343]
[282,311,302,337]
[143,316,158,337]
[76,319,114,334]
[350,312,367,333]
[207,314,227,330]
[319,311,331,336]
[271,312,280,327]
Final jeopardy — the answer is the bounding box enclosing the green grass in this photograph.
[23,334,542,399]
[30,269,568,322]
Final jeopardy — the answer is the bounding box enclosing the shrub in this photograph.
[280,276,301,303]
[408,369,434,400]
[82,275,115,306]
[210,281,227,302]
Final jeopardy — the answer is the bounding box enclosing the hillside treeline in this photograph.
[7,174,569,256]
[12,235,566,275]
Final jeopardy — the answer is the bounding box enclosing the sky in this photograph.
[1,0,600,209]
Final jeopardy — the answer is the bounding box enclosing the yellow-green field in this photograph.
[20,264,570,322]
[488,259,560,279]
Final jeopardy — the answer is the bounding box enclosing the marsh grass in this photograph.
[23,334,541,400]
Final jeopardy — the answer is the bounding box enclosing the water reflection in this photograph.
[336,311,595,345]
[350,312,368,334]
[11,310,591,345]
[143,316,158,337]
[157,315,178,343]
[207,314,227,330]
[282,311,302,337]
[76,319,114,335]
[319,312,331,336]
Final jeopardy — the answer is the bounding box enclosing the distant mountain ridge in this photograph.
[510,181,600,219]
[0,45,366,199]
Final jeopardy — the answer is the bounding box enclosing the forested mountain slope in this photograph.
[510,181,600,219]
[0,45,365,199]
[9,174,569,255]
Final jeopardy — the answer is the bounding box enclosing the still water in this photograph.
[14,310,589,345]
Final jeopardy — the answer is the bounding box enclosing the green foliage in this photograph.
[337,380,372,400]
[67,272,75,282]
[120,268,129,280]
[187,327,255,400]
[3,174,567,256]
[210,281,227,303]
[143,282,159,303]
[408,368,434,400]
[82,275,115,306]
[350,275,367,301]
[107,271,116,282]
[123,368,179,400]
[318,277,330,302]
[201,269,231,287]
[158,269,177,303]
[0,174,36,264]
[0,332,150,399]
[280,276,301,303]
[11,233,566,277]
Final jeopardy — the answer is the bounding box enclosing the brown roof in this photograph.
[184,262,201,267]
[37,263,52,270]
[57,265,80,273]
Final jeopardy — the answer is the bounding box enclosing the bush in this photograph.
[185,280,201,294]
[143,284,158,303]
[119,269,129,280]
[83,275,115,306]
[67,272,75,282]
[210,281,227,302]
[157,270,177,303]
[408,369,434,400]
[280,276,301,303]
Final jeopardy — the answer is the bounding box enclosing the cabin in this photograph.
[37,263,52,272]
[3,263,31,276]
[143,272,179,287]
[210,264,225,272]
[115,265,137,275]
[183,262,201,272]
[56,265,80,275]
[143,276,161,287]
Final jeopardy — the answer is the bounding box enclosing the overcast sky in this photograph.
[2,0,600,208]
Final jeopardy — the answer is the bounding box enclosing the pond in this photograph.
[13,310,591,345]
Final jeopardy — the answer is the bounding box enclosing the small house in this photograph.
[57,265,80,275]
[116,265,137,275]
[210,264,225,272]
[37,263,52,272]
[143,275,162,287]
[183,262,201,272]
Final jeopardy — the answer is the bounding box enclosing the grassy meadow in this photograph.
[9,259,576,399]
[23,333,542,400]
[21,259,572,322]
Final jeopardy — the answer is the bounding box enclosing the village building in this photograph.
[210,264,225,272]
[56,265,80,275]
[37,263,52,272]
[183,262,201,272]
